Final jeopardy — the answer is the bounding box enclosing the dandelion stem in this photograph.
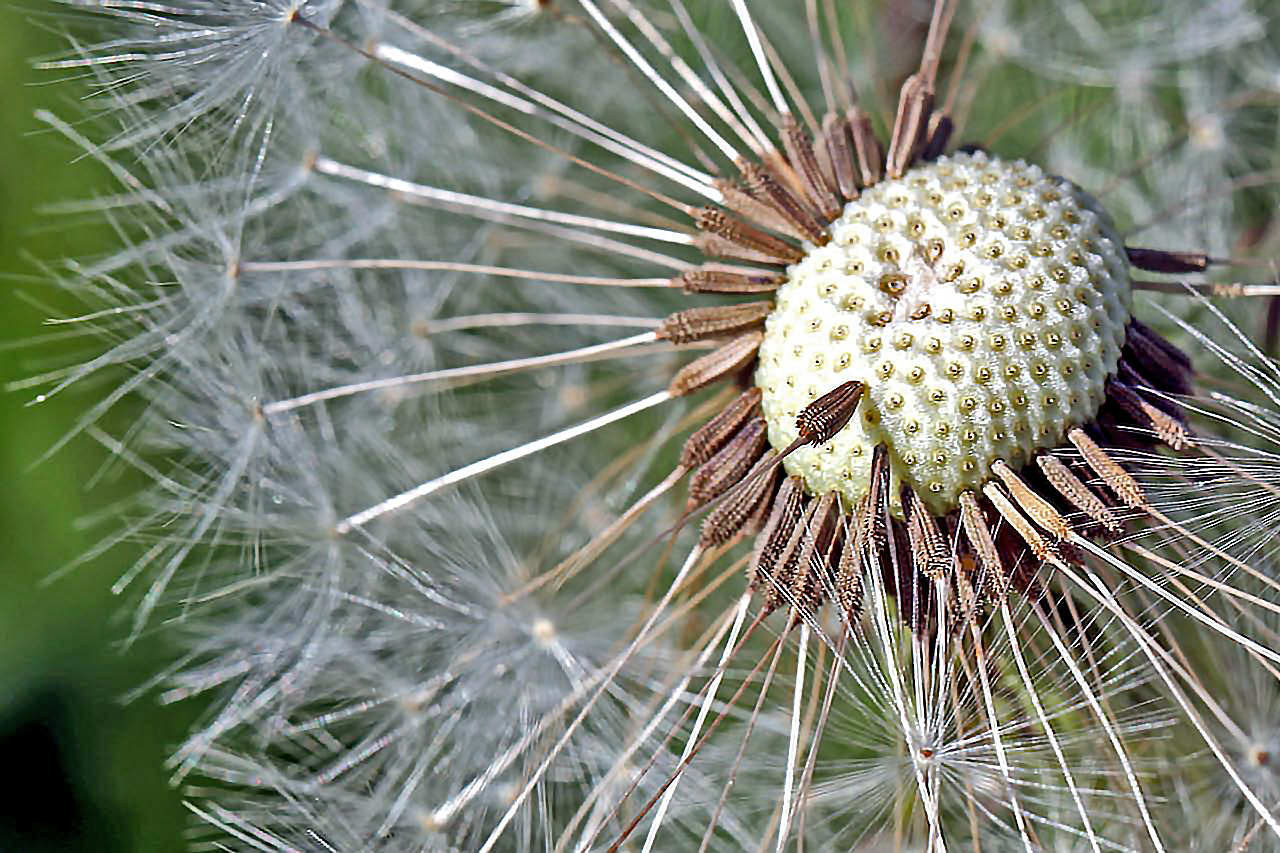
[575,0,741,163]
[1054,558,1277,844]
[729,0,790,117]
[640,592,753,853]
[313,157,694,244]
[264,331,659,416]
[335,390,670,533]
[777,621,810,852]
[238,258,674,287]
[476,545,707,853]
[1001,602,1101,853]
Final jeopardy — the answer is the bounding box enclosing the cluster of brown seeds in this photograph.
[651,63,1202,631]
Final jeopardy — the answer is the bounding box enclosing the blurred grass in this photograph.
[0,4,196,850]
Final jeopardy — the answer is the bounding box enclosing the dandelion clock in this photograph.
[26,0,1280,849]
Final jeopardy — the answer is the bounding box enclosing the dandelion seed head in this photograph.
[757,152,1130,514]
[29,0,1280,848]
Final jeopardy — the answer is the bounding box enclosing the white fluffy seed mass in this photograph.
[755,152,1132,514]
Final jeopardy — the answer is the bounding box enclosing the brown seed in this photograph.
[990,460,1072,541]
[822,111,860,202]
[1129,318,1193,369]
[950,550,984,635]
[679,387,762,469]
[863,444,891,552]
[687,418,768,508]
[782,115,842,222]
[886,73,934,179]
[1126,246,1209,274]
[984,481,1058,563]
[699,458,779,549]
[678,268,784,294]
[922,113,954,161]
[1068,427,1146,509]
[668,331,763,397]
[901,484,951,580]
[694,233,785,265]
[1124,321,1194,395]
[715,176,806,241]
[694,207,805,264]
[883,516,932,634]
[766,493,826,613]
[791,492,840,613]
[849,106,883,187]
[835,498,867,620]
[750,476,806,597]
[738,159,828,244]
[1105,378,1190,450]
[658,301,774,345]
[959,491,1008,606]
[795,380,865,445]
[1037,454,1123,536]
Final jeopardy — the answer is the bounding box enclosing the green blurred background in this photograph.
[1,4,195,850]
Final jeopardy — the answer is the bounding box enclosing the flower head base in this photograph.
[756,152,1132,514]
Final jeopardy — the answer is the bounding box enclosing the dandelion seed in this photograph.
[29,0,1280,849]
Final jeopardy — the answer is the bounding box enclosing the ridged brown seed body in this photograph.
[1115,362,1190,438]
[1130,318,1193,370]
[848,107,883,186]
[678,269,783,295]
[945,514,981,633]
[699,461,779,549]
[1124,320,1194,395]
[984,482,1058,563]
[715,176,804,240]
[835,503,867,619]
[738,160,828,244]
[1126,247,1209,274]
[693,207,805,264]
[694,233,782,264]
[1037,454,1122,535]
[901,485,951,580]
[790,493,840,613]
[766,496,819,611]
[991,461,1072,542]
[861,444,891,553]
[960,491,1008,606]
[883,516,933,634]
[795,381,865,445]
[922,113,954,161]
[750,476,806,596]
[821,111,860,202]
[886,74,934,178]
[1068,427,1146,509]
[1106,379,1190,450]
[679,387,762,469]
[668,331,762,397]
[687,418,768,508]
[658,302,773,345]
[782,116,842,221]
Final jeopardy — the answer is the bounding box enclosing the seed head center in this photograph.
[755,152,1132,515]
